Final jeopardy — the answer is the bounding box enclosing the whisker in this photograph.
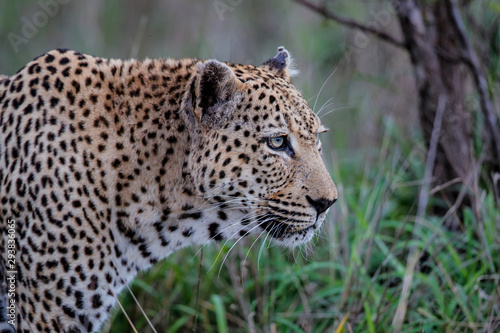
[207,214,270,271]
[123,283,158,333]
[256,214,296,269]
[316,97,334,116]
[216,216,272,275]
[242,217,276,268]
[312,64,339,113]
[192,211,269,260]
[319,106,351,119]
[257,223,277,269]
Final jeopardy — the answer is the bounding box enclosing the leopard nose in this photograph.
[306,195,337,215]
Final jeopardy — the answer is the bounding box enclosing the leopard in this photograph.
[0,46,337,332]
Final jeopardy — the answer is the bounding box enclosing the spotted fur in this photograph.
[0,47,337,332]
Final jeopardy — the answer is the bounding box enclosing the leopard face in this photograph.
[184,52,337,246]
[0,47,337,332]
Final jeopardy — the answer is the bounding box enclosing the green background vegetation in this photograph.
[1,0,499,332]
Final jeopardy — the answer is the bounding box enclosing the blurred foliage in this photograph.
[1,0,499,332]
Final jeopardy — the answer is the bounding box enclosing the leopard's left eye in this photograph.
[268,136,287,150]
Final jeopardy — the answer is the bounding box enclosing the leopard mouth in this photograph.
[258,212,318,240]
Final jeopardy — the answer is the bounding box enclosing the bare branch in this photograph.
[446,0,500,168]
[393,95,447,333]
[294,0,405,49]
[418,95,447,218]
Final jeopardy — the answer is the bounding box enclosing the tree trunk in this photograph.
[393,0,477,209]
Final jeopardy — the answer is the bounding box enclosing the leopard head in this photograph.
[182,47,337,246]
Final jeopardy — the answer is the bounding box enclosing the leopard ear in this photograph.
[260,46,298,80]
[184,60,242,125]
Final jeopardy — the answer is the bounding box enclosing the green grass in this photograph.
[105,121,500,332]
